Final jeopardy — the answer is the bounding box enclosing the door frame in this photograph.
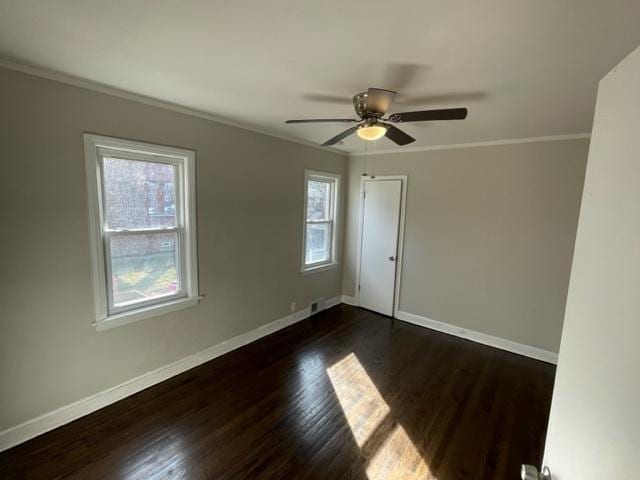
[355,175,408,317]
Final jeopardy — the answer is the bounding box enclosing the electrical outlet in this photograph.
[290,302,296,312]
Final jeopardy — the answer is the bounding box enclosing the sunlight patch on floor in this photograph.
[327,353,390,446]
[327,353,433,479]
[366,424,432,480]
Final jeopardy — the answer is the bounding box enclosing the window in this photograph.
[302,170,340,273]
[84,134,199,330]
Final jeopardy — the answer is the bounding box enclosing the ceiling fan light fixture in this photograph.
[357,123,388,141]
[285,86,466,146]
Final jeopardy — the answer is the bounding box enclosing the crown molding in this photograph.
[348,133,591,156]
[1,58,591,158]
[0,58,347,157]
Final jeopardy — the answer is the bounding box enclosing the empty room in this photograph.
[1,1,640,479]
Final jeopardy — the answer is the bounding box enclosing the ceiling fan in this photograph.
[285,88,468,146]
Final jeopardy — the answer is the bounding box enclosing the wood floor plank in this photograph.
[0,305,555,479]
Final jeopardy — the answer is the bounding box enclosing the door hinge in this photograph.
[521,465,551,480]
[358,284,361,291]
[363,191,366,199]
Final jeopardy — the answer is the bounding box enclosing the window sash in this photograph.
[97,153,188,314]
[302,171,339,271]
[305,220,333,267]
[85,133,198,327]
[103,227,188,314]
[98,151,186,230]
[306,177,333,222]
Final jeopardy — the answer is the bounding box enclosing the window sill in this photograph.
[93,296,201,331]
[301,262,339,276]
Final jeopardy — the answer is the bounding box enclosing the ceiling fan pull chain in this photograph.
[363,141,369,176]
[371,139,376,177]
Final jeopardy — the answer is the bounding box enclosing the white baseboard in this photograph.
[341,295,357,306]
[395,310,558,365]
[325,295,342,308]
[0,296,341,452]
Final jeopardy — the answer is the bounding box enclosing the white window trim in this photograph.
[84,134,199,330]
[301,169,340,274]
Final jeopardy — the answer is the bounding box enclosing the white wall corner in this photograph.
[325,295,342,308]
[395,310,558,365]
[341,295,357,306]
[0,296,342,452]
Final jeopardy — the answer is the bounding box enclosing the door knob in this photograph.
[388,256,395,261]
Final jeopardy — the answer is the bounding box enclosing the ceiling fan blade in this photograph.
[388,108,468,123]
[366,88,397,115]
[322,126,358,146]
[285,118,357,124]
[385,124,416,146]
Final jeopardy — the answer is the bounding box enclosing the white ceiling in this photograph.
[1,0,639,153]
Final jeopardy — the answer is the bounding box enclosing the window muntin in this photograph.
[303,171,339,271]
[85,135,198,327]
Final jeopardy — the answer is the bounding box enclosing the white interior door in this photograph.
[358,179,402,316]
[542,45,640,479]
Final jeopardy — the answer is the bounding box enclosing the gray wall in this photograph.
[342,140,589,352]
[0,67,346,431]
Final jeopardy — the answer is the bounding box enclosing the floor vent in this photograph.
[310,297,326,315]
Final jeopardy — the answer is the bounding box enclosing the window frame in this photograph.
[301,169,340,274]
[84,134,199,330]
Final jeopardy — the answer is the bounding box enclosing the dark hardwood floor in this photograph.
[0,305,555,479]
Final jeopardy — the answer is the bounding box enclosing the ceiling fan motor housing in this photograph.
[353,91,384,118]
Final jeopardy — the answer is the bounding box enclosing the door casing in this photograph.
[355,175,408,317]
